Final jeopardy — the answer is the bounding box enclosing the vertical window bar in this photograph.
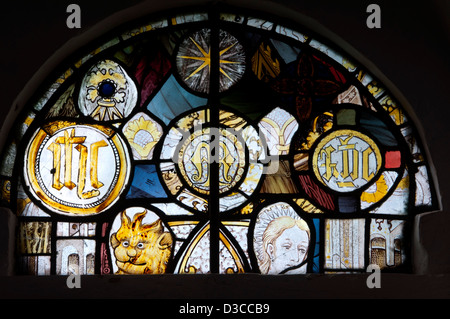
[208,8,221,274]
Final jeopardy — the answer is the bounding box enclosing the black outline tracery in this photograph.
[1,5,438,276]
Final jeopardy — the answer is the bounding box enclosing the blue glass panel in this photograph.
[126,165,167,198]
[270,39,300,64]
[312,218,320,273]
[146,75,207,125]
[338,196,359,213]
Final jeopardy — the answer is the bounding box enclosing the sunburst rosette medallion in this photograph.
[176,28,246,94]
[79,59,138,121]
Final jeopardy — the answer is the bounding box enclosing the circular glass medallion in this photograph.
[178,127,246,195]
[160,109,264,213]
[312,129,382,193]
[175,29,246,94]
[24,121,130,215]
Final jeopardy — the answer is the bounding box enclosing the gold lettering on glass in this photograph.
[312,130,382,192]
[24,121,130,216]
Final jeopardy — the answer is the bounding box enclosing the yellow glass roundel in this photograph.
[178,127,246,195]
[24,121,131,215]
[160,109,265,213]
[312,129,382,193]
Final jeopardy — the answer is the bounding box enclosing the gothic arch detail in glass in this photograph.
[0,8,438,275]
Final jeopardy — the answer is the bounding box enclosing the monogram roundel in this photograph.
[177,127,246,195]
[159,108,265,213]
[23,121,131,215]
[312,129,382,193]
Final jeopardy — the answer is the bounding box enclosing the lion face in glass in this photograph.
[110,210,172,274]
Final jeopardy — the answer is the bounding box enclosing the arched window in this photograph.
[0,4,439,276]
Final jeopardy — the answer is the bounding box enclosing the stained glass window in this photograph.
[0,7,438,276]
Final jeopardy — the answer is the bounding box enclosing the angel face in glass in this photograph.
[254,203,310,274]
